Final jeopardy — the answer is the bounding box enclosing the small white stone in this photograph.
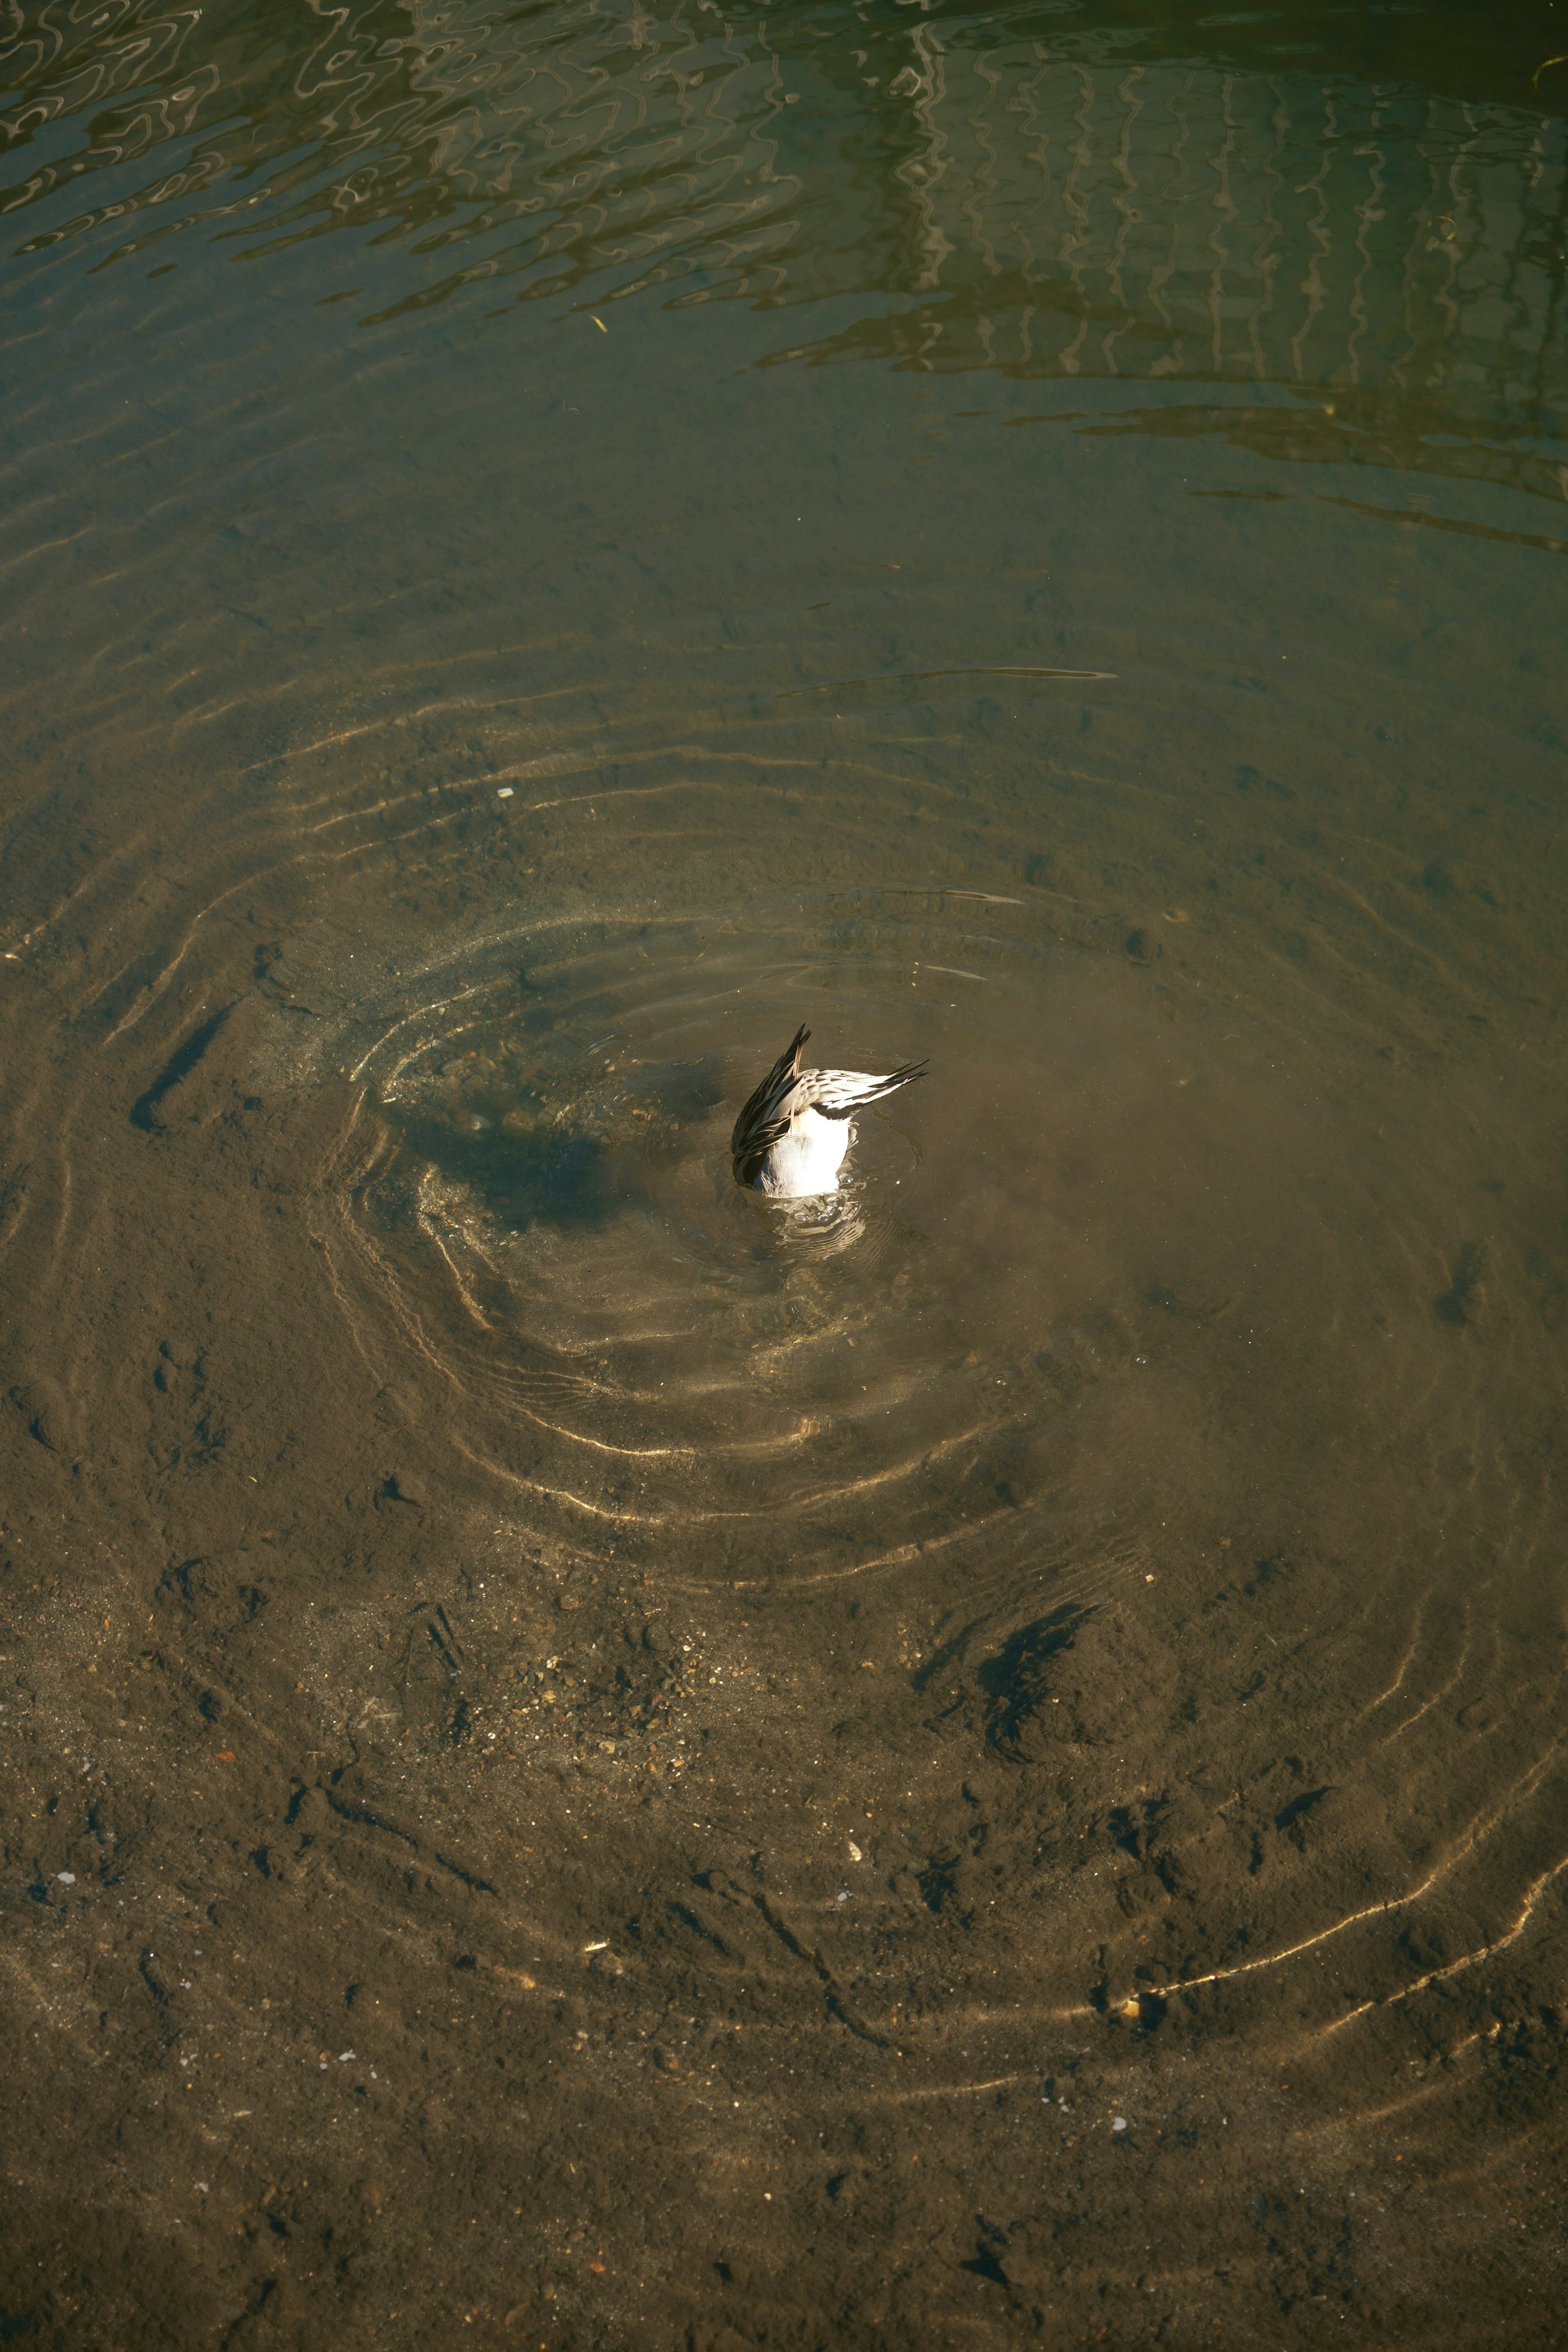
[1112,2116,1128,2133]
[57,1872,76,1885]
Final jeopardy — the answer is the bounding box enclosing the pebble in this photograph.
[1112,2116,1129,2134]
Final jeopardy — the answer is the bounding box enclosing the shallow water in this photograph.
[2,1,1566,2343]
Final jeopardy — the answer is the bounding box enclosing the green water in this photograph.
[2,2,1566,2341]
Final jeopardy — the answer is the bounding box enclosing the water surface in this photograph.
[2,1,1566,2341]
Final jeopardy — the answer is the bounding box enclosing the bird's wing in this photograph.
[797,1060,928,1120]
[731,1024,811,1177]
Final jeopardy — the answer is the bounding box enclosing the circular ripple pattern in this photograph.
[256,884,1453,1599]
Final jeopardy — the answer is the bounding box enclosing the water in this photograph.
[3,1,1566,2340]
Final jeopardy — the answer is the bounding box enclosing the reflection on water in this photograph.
[7,0,1565,464]
[2,0,1566,2340]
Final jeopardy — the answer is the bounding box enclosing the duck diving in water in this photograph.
[731,1024,928,1197]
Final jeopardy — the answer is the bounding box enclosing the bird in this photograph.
[731,1023,927,1197]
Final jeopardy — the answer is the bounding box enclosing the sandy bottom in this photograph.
[3,831,1564,2348]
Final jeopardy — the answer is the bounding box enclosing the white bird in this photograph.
[731,1023,927,1197]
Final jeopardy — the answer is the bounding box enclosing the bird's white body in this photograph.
[753,1103,855,1196]
[731,1026,926,1199]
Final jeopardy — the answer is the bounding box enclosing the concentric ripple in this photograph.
[249,879,1469,1606]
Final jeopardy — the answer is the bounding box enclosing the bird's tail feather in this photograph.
[809,1061,928,1119]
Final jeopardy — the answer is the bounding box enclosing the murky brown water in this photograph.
[3,1,1566,2343]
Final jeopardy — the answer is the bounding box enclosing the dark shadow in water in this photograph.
[383,1108,613,1235]
[130,1005,233,1132]
[1434,1241,1488,1326]
[376,1051,728,1236]
[977,1605,1094,1753]
[958,2239,1010,2289]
